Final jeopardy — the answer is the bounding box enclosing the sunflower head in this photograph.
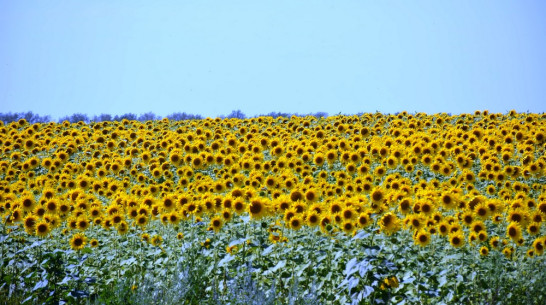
[449,233,465,248]
[70,233,87,251]
[151,234,163,246]
[379,213,401,236]
[249,198,267,220]
[414,230,431,247]
[289,216,303,231]
[35,220,51,237]
[90,239,99,248]
[210,216,223,233]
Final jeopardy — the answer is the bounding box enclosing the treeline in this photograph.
[0,110,329,124]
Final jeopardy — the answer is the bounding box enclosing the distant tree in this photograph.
[58,113,89,124]
[138,112,160,122]
[71,113,89,123]
[227,110,246,119]
[256,112,292,118]
[22,112,51,123]
[113,113,137,121]
[312,112,328,118]
[0,112,51,124]
[0,112,21,123]
[91,113,113,122]
[167,112,202,121]
[289,112,328,118]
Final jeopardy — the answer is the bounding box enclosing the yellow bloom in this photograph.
[70,233,87,250]
[35,220,51,237]
[379,213,401,236]
[151,235,163,246]
[414,230,431,247]
[210,216,223,233]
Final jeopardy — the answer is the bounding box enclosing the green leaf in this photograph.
[32,279,48,291]
[218,254,234,267]
[345,257,358,276]
[438,275,447,287]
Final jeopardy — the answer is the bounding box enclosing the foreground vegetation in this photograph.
[1,110,545,304]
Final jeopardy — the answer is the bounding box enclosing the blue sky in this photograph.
[1,0,545,119]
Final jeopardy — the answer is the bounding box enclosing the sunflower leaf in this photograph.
[32,279,48,291]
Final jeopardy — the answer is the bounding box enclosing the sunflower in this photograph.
[385,276,399,288]
[489,236,500,249]
[461,211,474,227]
[357,213,371,228]
[398,198,412,215]
[168,212,181,225]
[102,218,113,230]
[141,233,150,243]
[361,180,372,193]
[35,220,51,237]
[414,230,431,247]
[379,213,401,236]
[468,232,480,245]
[210,216,223,233]
[313,153,325,167]
[304,189,318,203]
[289,216,303,231]
[10,208,23,223]
[45,214,60,228]
[437,221,450,236]
[492,213,503,224]
[408,215,425,231]
[20,194,36,212]
[151,234,163,246]
[233,198,246,215]
[474,203,490,219]
[370,187,385,205]
[507,209,527,226]
[77,217,90,231]
[117,221,129,235]
[325,150,337,164]
[479,246,489,256]
[221,209,233,222]
[478,231,488,242]
[329,201,343,215]
[289,189,304,202]
[90,239,99,248]
[248,198,267,220]
[320,215,333,233]
[527,222,541,236]
[306,212,320,227]
[502,247,513,259]
[440,193,456,209]
[161,195,176,212]
[70,233,87,250]
[419,201,434,216]
[342,221,356,235]
[201,238,211,249]
[23,215,38,234]
[341,206,356,221]
[530,211,543,223]
[532,238,544,255]
[42,188,55,199]
[470,221,486,233]
[135,214,149,227]
[449,232,465,248]
[506,222,522,241]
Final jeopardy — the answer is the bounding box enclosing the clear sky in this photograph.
[1,0,545,119]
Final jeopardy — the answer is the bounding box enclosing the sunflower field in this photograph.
[1,110,546,304]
